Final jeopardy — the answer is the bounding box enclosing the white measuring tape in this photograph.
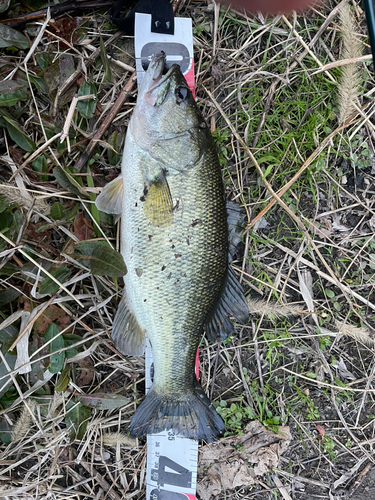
[145,338,198,500]
[134,14,198,500]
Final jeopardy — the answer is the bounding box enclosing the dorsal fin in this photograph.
[205,267,249,342]
[226,199,246,262]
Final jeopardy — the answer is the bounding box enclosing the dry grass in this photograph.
[338,3,363,123]
[0,0,375,499]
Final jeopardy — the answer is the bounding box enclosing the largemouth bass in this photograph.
[96,53,248,442]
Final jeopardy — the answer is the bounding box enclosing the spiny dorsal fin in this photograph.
[112,295,145,356]
[95,175,123,215]
[143,170,173,227]
[205,267,249,342]
[226,200,246,262]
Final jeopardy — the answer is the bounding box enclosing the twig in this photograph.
[270,239,375,312]
[209,342,222,400]
[123,451,147,495]
[272,475,293,500]
[312,54,373,74]
[281,15,336,83]
[349,463,372,494]
[0,1,113,28]
[60,94,96,152]
[252,80,278,148]
[280,367,375,392]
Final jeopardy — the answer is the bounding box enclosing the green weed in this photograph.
[214,399,255,435]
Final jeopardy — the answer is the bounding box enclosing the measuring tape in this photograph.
[134,13,198,500]
[145,339,198,499]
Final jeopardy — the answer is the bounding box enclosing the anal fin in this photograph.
[205,267,249,342]
[112,295,145,356]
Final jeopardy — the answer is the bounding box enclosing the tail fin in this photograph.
[129,380,224,442]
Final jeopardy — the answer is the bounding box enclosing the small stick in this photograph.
[8,132,78,181]
[252,80,278,148]
[272,475,293,500]
[60,94,96,152]
[0,1,113,28]
[84,43,135,72]
[281,15,336,83]
[209,342,222,400]
[349,463,372,494]
[123,451,147,495]
[312,54,373,74]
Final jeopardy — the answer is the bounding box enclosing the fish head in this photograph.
[131,53,208,171]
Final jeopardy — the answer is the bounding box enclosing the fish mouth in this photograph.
[146,53,180,94]
[147,52,166,81]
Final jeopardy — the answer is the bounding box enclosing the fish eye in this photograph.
[175,87,188,104]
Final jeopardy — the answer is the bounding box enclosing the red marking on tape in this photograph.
[184,64,195,98]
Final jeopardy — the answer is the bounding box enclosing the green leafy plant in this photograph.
[321,436,337,461]
[290,385,320,421]
[214,399,255,435]
[212,129,230,166]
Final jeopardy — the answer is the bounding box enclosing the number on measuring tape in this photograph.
[146,431,198,499]
[151,455,192,488]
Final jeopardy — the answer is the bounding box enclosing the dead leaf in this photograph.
[76,356,95,387]
[332,357,357,381]
[14,311,32,374]
[315,425,325,440]
[9,146,23,166]
[33,303,71,335]
[47,17,86,48]
[331,215,351,232]
[310,218,333,238]
[197,420,291,500]
[297,265,319,327]
[25,222,55,255]
[73,211,95,242]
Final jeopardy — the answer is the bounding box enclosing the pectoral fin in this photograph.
[143,170,173,227]
[112,295,145,356]
[95,174,123,215]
